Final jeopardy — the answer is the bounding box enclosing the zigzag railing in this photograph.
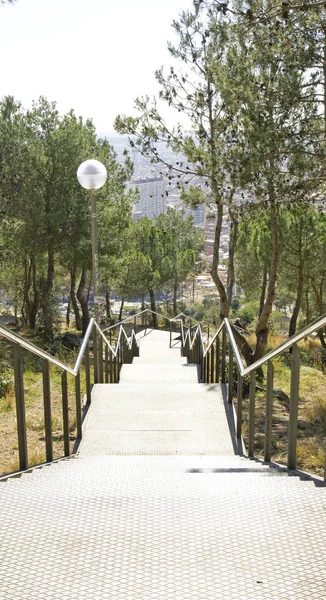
[182,314,326,481]
[0,318,139,473]
[0,308,187,475]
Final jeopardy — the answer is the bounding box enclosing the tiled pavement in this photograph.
[1,329,326,599]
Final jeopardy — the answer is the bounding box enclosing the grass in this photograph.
[0,355,89,476]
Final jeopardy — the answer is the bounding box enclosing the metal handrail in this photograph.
[224,319,246,376]
[186,312,326,376]
[103,308,184,332]
[0,317,139,378]
[0,324,77,376]
[241,313,326,376]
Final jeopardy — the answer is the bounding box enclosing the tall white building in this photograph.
[129,177,166,221]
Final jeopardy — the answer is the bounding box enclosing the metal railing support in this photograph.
[210,345,215,383]
[105,345,109,383]
[84,346,91,404]
[288,343,300,470]
[236,372,243,440]
[98,335,103,383]
[216,336,220,383]
[206,350,210,383]
[61,371,70,457]
[264,361,274,462]
[42,359,53,463]
[75,371,82,441]
[248,371,256,458]
[109,350,113,383]
[228,345,233,403]
[93,329,99,384]
[13,345,28,471]
[221,328,226,383]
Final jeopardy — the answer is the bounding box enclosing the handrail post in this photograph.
[228,344,233,403]
[105,345,109,383]
[248,371,256,458]
[42,359,53,463]
[13,344,28,471]
[169,321,172,348]
[216,336,220,383]
[210,344,215,383]
[288,343,300,470]
[93,329,99,384]
[221,327,226,383]
[109,350,113,383]
[84,346,91,404]
[113,354,117,383]
[264,361,274,462]
[75,371,82,441]
[61,371,70,457]
[98,334,103,383]
[236,372,243,440]
[206,349,210,383]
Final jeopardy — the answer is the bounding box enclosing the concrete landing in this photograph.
[1,455,326,599]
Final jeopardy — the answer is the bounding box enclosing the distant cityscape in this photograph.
[106,135,232,287]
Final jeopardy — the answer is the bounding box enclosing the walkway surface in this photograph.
[1,329,326,599]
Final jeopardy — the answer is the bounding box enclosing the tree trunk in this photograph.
[141,294,145,325]
[227,217,238,306]
[105,288,111,320]
[23,257,39,329]
[77,269,90,336]
[119,298,125,321]
[173,280,178,314]
[70,266,82,331]
[206,77,229,319]
[149,288,158,328]
[305,287,310,327]
[259,267,268,318]
[42,238,55,340]
[30,257,39,329]
[210,202,229,318]
[66,299,70,328]
[252,184,279,363]
[288,263,303,339]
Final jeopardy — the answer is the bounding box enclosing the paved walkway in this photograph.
[1,329,326,599]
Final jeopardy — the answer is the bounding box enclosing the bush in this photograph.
[237,306,256,326]
[0,374,12,398]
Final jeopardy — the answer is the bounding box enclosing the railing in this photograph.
[103,308,186,349]
[182,314,326,480]
[0,318,139,474]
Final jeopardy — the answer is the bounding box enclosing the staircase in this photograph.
[79,329,236,456]
[1,327,326,599]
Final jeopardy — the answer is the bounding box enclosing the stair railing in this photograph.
[182,314,326,481]
[0,319,139,474]
[103,308,187,348]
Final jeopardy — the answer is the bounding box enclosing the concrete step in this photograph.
[119,363,199,383]
[133,355,187,365]
[79,383,236,456]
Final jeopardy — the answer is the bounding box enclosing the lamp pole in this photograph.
[77,159,107,383]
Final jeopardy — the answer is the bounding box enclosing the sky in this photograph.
[0,0,193,134]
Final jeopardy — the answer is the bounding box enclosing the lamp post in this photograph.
[77,159,107,382]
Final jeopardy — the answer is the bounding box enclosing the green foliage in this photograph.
[0,96,133,338]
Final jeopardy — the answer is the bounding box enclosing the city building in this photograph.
[129,177,166,221]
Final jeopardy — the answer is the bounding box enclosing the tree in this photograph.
[116,0,317,364]
[155,207,205,313]
[0,96,133,338]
